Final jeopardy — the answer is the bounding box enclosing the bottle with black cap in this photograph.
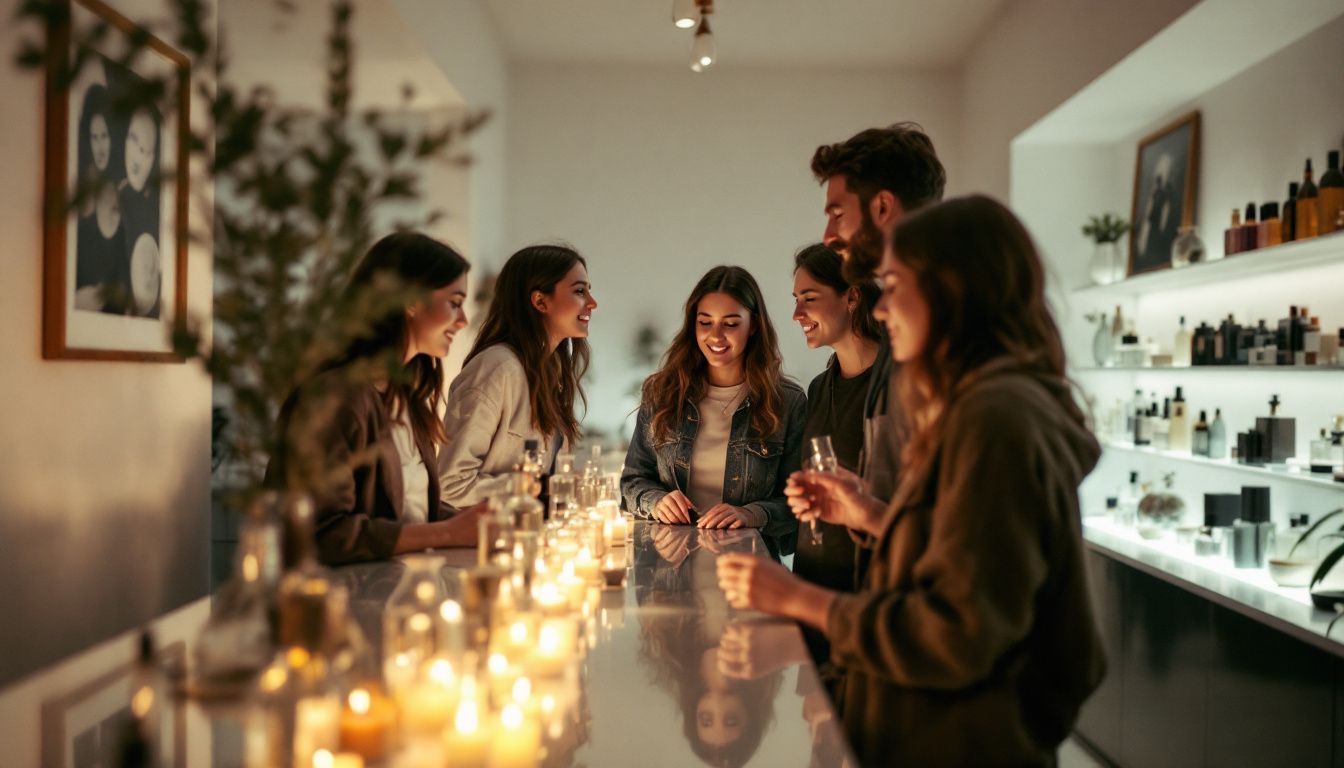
[1232,485,1272,568]
[1168,388,1190,452]
[1320,150,1344,235]
[1297,158,1320,239]
[1117,471,1140,527]
[1240,203,1259,252]
[1255,393,1297,464]
[1192,409,1210,457]
[115,630,160,768]
[1282,182,1299,242]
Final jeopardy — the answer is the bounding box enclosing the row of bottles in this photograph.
[1091,305,1343,369]
[1224,150,1344,256]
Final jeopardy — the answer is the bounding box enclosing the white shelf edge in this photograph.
[1069,232,1344,300]
[1074,366,1344,373]
[1099,438,1344,491]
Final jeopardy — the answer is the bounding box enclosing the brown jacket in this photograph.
[267,367,448,565]
[826,364,1105,767]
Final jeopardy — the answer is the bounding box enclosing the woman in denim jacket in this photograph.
[622,266,806,553]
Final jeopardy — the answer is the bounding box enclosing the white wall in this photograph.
[504,62,962,441]
[0,0,215,757]
[957,0,1199,201]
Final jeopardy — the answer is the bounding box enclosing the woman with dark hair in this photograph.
[717,196,1105,765]
[789,243,882,667]
[73,83,131,314]
[622,266,806,552]
[439,244,596,507]
[267,232,483,565]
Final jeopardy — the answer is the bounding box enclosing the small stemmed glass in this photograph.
[806,435,837,545]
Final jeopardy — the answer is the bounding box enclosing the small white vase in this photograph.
[1088,241,1124,285]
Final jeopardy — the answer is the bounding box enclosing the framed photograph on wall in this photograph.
[42,0,189,361]
[1128,111,1200,277]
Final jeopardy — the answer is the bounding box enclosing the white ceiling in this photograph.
[483,0,1008,68]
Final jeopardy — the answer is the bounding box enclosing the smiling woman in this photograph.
[621,265,806,555]
[439,244,596,507]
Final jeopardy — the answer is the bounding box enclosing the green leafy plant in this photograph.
[13,0,488,496]
[1082,213,1130,244]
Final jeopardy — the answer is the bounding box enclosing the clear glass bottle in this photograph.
[1311,428,1335,473]
[193,492,283,688]
[1171,226,1205,268]
[1173,316,1193,367]
[1209,409,1227,459]
[548,451,579,521]
[1192,410,1210,457]
[1092,313,1114,366]
[501,472,545,533]
[1117,471,1140,527]
[383,554,451,690]
[276,495,340,681]
[479,500,514,567]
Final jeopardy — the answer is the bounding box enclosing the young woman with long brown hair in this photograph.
[716,196,1106,766]
[621,266,806,550]
[439,244,597,506]
[267,232,484,565]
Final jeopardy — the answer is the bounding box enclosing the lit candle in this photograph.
[486,652,525,704]
[600,554,624,588]
[396,677,457,735]
[313,751,365,768]
[395,737,446,768]
[573,547,600,583]
[294,696,341,766]
[443,695,491,768]
[607,515,629,546]
[557,563,586,610]
[338,688,394,761]
[531,581,569,618]
[526,619,576,679]
[489,703,540,768]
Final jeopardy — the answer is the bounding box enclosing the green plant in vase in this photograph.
[1083,213,1130,286]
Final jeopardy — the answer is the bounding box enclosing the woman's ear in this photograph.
[531,289,548,314]
[846,286,859,313]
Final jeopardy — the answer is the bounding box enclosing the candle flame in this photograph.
[429,658,455,685]
[488,653,508,675]
[242,553,259,582]
[259,664,288,692]
[501,703,524,730]
[415,582,436,602]
[130,685,154,718]
[439,599,463,623]
[312,750,334,768]
[455,700,478,733]
[510,621,528,644]
[512,677,532,703]
[562,561,576,578]
[539,624,560,652]
[348,688,370,715]
[408,612,432,633]
[541,694,556,714]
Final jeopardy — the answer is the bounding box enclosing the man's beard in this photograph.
[840,213,884,285]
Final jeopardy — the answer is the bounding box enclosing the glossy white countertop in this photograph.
[1082,517,1344,658]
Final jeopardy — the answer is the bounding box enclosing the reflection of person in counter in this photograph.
[621,266,806,556]
[267,233,486,564]
[73,84,132,314]
[635,529,783,767]
[118,104,163,317]
[439,245,597,507]
[717,197,1106,766]
[789,243,882,673]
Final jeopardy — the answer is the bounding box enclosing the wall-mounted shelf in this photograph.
[1100,438,1344,491]
[1075,365,1344,374]
[1071,232,1344,301]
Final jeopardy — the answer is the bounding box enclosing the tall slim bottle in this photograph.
[1297,159,1320,240]
[1224,208,1243,255]
[1174,316,1192,367]
[1283,182,1299,242]
[1320,150,1344,235]
[1240,203,1259,252]
[1210,408,1228,459]
[1169,387,1190,452]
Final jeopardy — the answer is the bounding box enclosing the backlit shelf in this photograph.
[1099,438,1344,492]
[1070,232,1344,300]
[1075,365,1344,373]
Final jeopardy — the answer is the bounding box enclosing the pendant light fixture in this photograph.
[688,0,715,73]
[672,0,700,29]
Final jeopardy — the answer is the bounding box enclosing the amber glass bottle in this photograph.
[1319,150,1343,235]
[1297,158,1320,240]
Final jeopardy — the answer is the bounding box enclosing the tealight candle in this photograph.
[573,547,600,583]
[294,696,341,766]
[600,555,624,588]
[557,564,586,611]
[443,696,492,768]
[531,581,570,618]
[313,751,365,768]
[396,680,457,735]
[489,703,541,768]
[606,515,629,547]
[526,619,576,679]
[338,688,394,761]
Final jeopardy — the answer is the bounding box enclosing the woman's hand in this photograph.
[651,524,694,566]
[697,502,759,529]
[785,467,884,535]
[652,490,695,524]
[717,621,807,680]
[716,553,837,629]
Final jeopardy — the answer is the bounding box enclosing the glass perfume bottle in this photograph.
[548,451,578,521]
[1311,428,1335,473]
[1171,226,1205,268]
[1192,410,1210,457]
[1209,409,1227,459]
[1173,316,1193,367]
[384,554,453,688]
[501,471,545,533]
[1092,312,1114,367]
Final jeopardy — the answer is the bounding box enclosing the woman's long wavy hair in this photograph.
[324,231,469,446]
[642,266,785,443]
[888,195,1084,472]
[466,244,590,444]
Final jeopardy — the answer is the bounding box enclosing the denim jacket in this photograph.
[621,379,807,542]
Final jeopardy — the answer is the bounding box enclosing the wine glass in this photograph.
[806,435,838,545]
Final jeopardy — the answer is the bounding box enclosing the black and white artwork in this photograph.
[1129,112,1200,277]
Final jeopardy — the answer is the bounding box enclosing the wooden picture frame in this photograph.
[42,0,190,361]
[1128,111,1200,277]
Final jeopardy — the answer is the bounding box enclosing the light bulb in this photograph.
[672,0,700,29]
[690,19,715,72]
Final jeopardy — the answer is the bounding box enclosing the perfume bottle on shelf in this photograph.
[1117,471,1140,527]
[1231,486,1273,569]
[1224,208,1243,256]
[1282,182,1299,242]
[1240,203,1259,253]
[1153,398,1172,450]
[1297,158,1320,240]
[1257,202,1282,248]
[1209,408,1228,459]
[1192,410,1211,457]
[1320,150,1344,235]
[1173,316,1192,367]
[1168,388,1190,452]
[1310,428,1335,473]
[1171,226,1205,268]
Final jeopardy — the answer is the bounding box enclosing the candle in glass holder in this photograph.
[338,688,394,761]
[396,674,457,735]
[496,612,537,663]
[600,554,624,588]
[443,696,491,768]
[573,547,600,583]
[526,619,576,678]
[312,751,365,768]
[294,696,341,766]
[557,564,586,611]
[531,581,569,617]
[489,703,541,768]
[604,515,629,547]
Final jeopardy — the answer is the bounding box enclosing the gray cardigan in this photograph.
[438,344,556,507]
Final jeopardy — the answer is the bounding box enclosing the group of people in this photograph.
[267,123,1106,766]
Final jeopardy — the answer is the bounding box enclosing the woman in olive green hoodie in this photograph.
[717,195,1105,767]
